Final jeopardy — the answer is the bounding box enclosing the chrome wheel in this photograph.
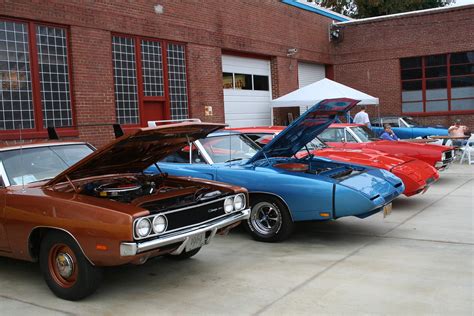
[250,201,282,236]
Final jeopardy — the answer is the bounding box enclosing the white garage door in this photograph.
[298,62,326,114]
[222,55,272,127]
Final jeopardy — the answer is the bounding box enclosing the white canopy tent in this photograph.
[271,78,379,110]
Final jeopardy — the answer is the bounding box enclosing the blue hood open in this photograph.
[248,98,360,163]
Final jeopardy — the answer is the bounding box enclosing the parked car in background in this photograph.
[237,126,439,197]
[150,99,405,243]
[370,116,448,139]
[319,123,455,170]
[0,123,250,300]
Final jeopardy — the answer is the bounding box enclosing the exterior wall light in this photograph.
[154,4,164,14]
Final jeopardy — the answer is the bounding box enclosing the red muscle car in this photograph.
[234,126,439,197]
[318,124,455,170]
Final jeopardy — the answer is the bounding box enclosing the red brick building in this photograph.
[333,5,474,128]
[0,0,473,147]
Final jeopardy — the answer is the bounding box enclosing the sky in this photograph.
[450,0,474,6]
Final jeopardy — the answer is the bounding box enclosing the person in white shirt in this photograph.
[353,105,370,127]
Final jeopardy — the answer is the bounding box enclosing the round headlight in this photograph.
[234,194,246,211]
[224,197,234,213]
[152,215,168,234]
[135,218,151,238]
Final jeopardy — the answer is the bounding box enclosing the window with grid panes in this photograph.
[111,36,189,125]
[450,52,474,111]
[141,40,164,97]
[0,19,73,132]
[112,36,139,125]
[167,43,189,120]
[401,51,474,114]
[36,25,72,128]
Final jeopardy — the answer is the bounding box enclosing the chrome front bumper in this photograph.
[435,158,454,170]
[120,209,250,256]
[436,150,456,170]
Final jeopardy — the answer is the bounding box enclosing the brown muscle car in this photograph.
[0,123,250,301]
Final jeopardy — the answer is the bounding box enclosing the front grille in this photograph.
[164,199,226,231]
[142,195,196,213]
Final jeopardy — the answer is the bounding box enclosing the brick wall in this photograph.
[3,2,473,147]
[69,26,116,147]
[0,0,335,146]
[186,44,225,124]
[271,56,300,125]
[332,5,474,129]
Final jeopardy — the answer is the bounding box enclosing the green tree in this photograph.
[311,0,455,18]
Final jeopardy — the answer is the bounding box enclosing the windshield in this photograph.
[301,137,327,151]
[402,117,420,127]
[0,144,94,185]
[199,134,260,163]
[350,126,378,142]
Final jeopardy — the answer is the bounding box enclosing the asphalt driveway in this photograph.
[0,164,472,315]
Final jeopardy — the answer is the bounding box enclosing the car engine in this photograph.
[82,177,156,203]
[75,175,224,208]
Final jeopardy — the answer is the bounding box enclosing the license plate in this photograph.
[383,203,392,218]
[186,233,206,252]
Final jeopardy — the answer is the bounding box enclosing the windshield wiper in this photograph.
[224,158,244,163]
[28,177,54,183]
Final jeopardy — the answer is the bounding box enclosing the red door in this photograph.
[142,101,165,126]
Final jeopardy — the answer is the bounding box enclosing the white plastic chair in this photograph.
[460,134,474,165]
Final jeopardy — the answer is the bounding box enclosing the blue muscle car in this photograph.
[147,99,405,242]
[371,116,448,139]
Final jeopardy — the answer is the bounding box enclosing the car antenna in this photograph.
[229,130,232,167]
[19,123,25,193]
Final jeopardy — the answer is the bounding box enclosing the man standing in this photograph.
[353,105,370,127]
[380,124,399,141]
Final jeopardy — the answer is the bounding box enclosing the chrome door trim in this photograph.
[194,140,214,165]
[0,161,10,187]
[346,127,363,143]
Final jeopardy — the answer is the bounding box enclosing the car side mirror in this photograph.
[341,137,346,143]
[0,176,5,188]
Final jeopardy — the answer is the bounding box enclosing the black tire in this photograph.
[166,247,201,260]
[39,231,102,301]
[244,196,294,242]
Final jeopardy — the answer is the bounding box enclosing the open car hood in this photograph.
[248,98,360,163]
[47,122,225,186]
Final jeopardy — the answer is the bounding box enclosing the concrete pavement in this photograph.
[0,164,472,315]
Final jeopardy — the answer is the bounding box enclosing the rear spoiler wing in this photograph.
[48,119,203,140]
[47,124,125,140]
[147,118,201,127]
